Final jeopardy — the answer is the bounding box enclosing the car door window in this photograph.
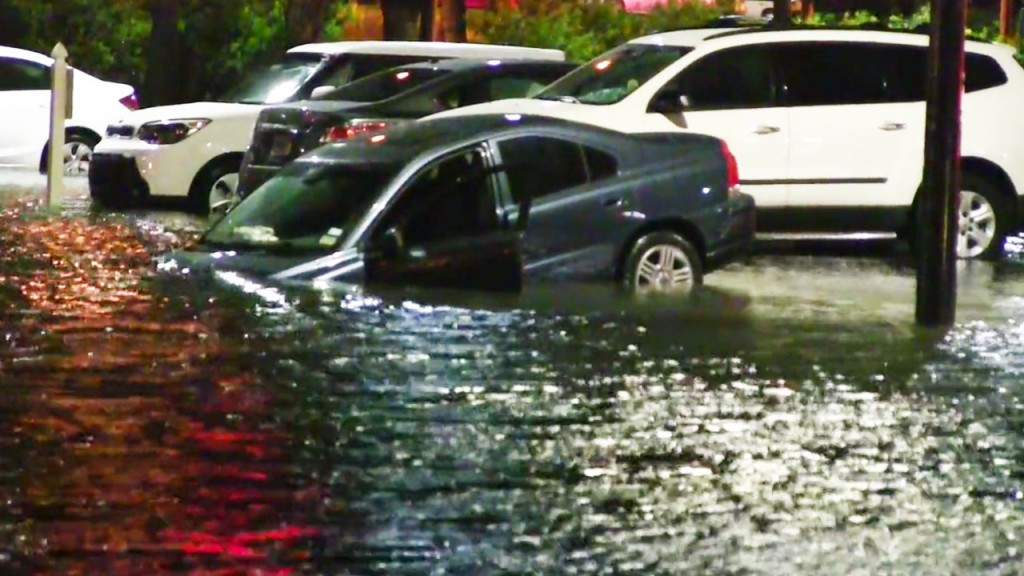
[0,58,50,91]
[484,75,551,100]
[496,136,617,203]
[372,148,499,247]
[877,46,1008,102]
[779,43,896,106]
[662,45,775,111]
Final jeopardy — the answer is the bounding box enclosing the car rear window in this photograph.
[317,67,450,102]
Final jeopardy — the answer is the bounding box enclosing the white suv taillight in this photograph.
[720,139,741,198]
[119,93,140,110]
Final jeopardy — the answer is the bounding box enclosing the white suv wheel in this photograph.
[957,189,998,259]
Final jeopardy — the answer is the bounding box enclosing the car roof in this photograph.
[395,58,576,72]
[287,41,566,61]
[628,26,1009,56]
[0,45,53,65]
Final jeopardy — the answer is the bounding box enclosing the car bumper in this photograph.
[91,138,205,198]
[89,153,150,200]
[705,193,756,273]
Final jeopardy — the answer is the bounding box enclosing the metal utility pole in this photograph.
[46,42,71,211]
[915,0,967,327]
[771,0,791,24]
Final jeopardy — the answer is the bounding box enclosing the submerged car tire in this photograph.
[956,173,1009,261]
[189,159,241,218]
[623,231,703,294]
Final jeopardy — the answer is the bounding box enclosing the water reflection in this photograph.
[2,196,1024,574]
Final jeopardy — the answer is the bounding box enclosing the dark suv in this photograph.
[236,58,576,197]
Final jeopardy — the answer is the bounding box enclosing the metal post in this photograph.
[915,0,966,326]
[771,0,791,24]
[46,42,69,211]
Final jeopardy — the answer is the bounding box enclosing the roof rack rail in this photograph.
[666,18,993,43]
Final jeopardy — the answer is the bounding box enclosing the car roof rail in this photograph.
[684,19,994,43]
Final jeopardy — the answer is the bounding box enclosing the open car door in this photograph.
[363,148,531,293]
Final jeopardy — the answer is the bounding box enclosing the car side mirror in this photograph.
[310,85,335,99]
[373,227,405,260]
[651,91,689,114]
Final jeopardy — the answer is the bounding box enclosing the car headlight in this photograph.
[137,119,211,145]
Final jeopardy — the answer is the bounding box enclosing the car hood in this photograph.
[157,246,364,282]
[116,101,265,125]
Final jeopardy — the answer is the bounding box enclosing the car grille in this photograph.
[105,125,135,138]
[249,123,305,167]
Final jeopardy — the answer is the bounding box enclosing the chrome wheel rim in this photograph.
[63,140,92,176]
[209,173,239,217]
[957,190,997,259]
[634,244,694,292]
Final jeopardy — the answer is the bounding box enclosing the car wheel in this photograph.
[63,132,99,177]
[190,160,241,218]
[956,174,1008,260]
[623,231,703,294]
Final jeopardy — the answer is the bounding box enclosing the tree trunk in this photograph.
[419,0,436,40]
[381,0,424,39]
[144,0,184,106]
[285,0,334,45]
[0,0,25,46]
[771,0,791,25]
[442,0,467,42]
[800,0,814,19]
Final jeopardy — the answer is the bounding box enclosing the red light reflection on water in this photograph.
[0,201,321,575]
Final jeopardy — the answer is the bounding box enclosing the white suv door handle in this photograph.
[753,125,780,135]
[880,121,906,131]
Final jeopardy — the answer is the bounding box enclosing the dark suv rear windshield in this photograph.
[316,67,451,102]
[535,44,692,105]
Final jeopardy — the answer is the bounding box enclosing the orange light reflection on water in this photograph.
[0,201,321,575]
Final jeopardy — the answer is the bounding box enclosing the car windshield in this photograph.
[202,162,396,253]
[316,67,451,102]
[534,44,693,105]
[219,53,325,105]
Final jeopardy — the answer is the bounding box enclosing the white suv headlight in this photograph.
[137,119,211,145]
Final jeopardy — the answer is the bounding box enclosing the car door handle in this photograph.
[753,125,780,135]
[603,197,624,208]
[880,121,906,131]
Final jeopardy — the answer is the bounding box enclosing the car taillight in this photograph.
[321,119,392,144]
[720,139,740,198]
[120,93,139,110]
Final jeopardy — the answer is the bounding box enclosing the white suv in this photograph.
[90,41,564,215]
[427,28,1024,259]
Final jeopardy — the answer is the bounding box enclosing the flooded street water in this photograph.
[2,175,1024,575]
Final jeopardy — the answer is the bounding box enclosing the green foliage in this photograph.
[470,0,723,62]
[7,0,150,87]
[5,0,351,103]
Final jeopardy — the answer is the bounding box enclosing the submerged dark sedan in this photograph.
[163,114,754,294]
[237,58,577,197]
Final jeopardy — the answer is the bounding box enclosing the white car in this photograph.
[426,27,1024,260]
[90,41,565,215]
[0,45,137,175]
